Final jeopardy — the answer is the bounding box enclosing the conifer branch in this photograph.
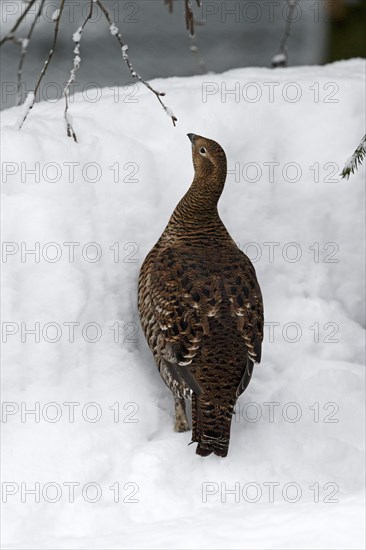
[340,135,366,179]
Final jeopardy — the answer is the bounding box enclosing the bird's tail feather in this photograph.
[191,394,234,457]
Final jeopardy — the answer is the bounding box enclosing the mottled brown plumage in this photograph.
[138,134,264,457]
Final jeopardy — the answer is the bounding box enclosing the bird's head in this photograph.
[187,133,227,184]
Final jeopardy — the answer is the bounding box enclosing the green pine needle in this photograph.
[341,135,366,180]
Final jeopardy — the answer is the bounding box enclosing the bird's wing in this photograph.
[221,251,264,364]
[148,246,226,395]
[218,250,264,398]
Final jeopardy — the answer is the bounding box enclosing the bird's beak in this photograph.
[187,133,196,144]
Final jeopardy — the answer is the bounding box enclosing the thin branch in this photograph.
[185,0,194,35]
[165,0,206,73]
[96,0,177,126]
[190,33,207,74]
[340,135,366,179]
[271,0,297,68]
[18,0,66,130]
[63,0,95,142]
[0,0,38,46]
[165,0,173,14]
[16,0,46,105]
[165,0,202,36]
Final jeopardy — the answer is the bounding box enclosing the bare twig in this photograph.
[271,0,297,68]
[16,0,46,105]
[185,0,194,35]
[0,0,38,46]
[97,0,177,126]
[165,0,173,14]
[63,0,95,142]
[165,0,206,72]
[18,0,66,130]
[165,0,202,36]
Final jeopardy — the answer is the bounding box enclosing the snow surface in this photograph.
[1,59,365,549]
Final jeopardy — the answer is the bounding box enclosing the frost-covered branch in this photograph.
[340,135,366,180]
[63,0,95,142]
[18,0,66,131]
[7,0,187,132]
[0,0,38,46]
[16,0,46,105]
[271,0,297,68]
[96,0,177,126]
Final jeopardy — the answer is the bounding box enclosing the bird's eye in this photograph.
[199,147,207,155]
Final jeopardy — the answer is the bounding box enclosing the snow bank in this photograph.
[1,59,365,549]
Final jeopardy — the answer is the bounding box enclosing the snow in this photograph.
[271,52,287,65]
[72,27,83,44]
[20,38,29,52]
[15,91,34,130]
[51,9,60,22]
[121,44,129,61]
[165,106,176,119]
[1,59,365,549]
[110,23,119,37]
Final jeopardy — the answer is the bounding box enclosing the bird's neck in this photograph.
[162,172,227,239]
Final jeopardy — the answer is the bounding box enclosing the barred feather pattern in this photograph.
[138,134,264,457]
